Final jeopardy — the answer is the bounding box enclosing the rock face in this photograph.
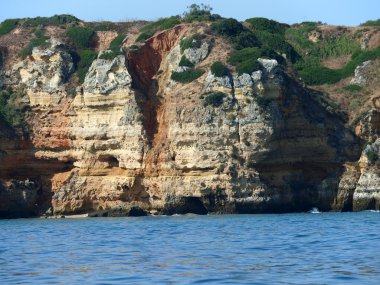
[84,55,132,94]
[350,60,372,86]
[13,39,75,94]
[0,23,377,218]
[352,139,380,210]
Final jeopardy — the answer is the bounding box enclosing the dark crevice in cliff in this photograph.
[126,26,184,149]
[127,45,162,145]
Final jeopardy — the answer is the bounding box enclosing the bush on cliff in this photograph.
[76,49,98,83]
[211,18,261,50]
[210,61,229,77]
[204,92,226,107]
[22,14,80,27]
[366,150,379,164]
[236,58,262,75]
[245,17,288,35]
[171,68,205,83]
[178,56,194,68]
[0,19,19,36]
[66,26,94,49]
[296,46,380,85]
[99,34,125,60]
[180,34,203,52]
[361,19,380,27]
[182,3,221,23]
[19,29,50,59]
[0,89,26,128]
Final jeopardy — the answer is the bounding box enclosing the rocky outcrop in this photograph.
[84,55,132,94]
[183,41,210,64]
[352,139,380,210]
[350,60,372,86]
[13,38,74,94]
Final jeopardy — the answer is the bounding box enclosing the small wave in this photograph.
[364,210,380,213]
[308,207,321,214]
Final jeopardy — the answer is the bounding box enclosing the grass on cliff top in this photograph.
[0,19,19,36]
[75,49,98,83]
[171,68,205,83]
[21,14,80,27]
[245,17,289,35]
[361,19,380,27]
[19,29,50,59]
[66,26,94,49]
[136,17,181,42]
[0,15,80,37]
[296,46,380,85]
[182,3,221,23]
[98,34,125,60]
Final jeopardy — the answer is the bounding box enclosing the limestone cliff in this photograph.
[0,18,379,217]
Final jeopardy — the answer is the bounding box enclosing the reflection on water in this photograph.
[0,212,380,284]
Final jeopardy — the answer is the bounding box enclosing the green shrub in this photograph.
[77,49,97,83]
[228,47,262,65]
[285,22,319,53]
[253,30,299,62]
[231,31,260,50]
[210,61,229,77]
[361,19,380,27]
[141,17,181,33]
[228,48,265,75]
[109,34,124,52]
[343,84,362,92]
[99,34,125,60]
[19,30,50,59]
[66,26,94,49]
[256,95,270,108]
[180,34,203,52]
[171,68,205,83]
[211,18,244,37]
[246,17,288,35]
[182,3,221,23]
[0,19,19,36]
[98,51,116,60]
[204,92,226,107]
[22,14,80,27]
[136,16,181,42]
[179,56,194,67]
[366,150,379,164]
[236,59,261,75]
[135,31,154,42]
[0,89,25,128]
[296,46,380,85]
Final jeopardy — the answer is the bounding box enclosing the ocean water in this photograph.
[0,212,379,284]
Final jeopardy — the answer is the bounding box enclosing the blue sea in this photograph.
[0,212,379,284]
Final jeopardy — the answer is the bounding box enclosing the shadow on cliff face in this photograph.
[251,74,363,212]
[0,119,73,218]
